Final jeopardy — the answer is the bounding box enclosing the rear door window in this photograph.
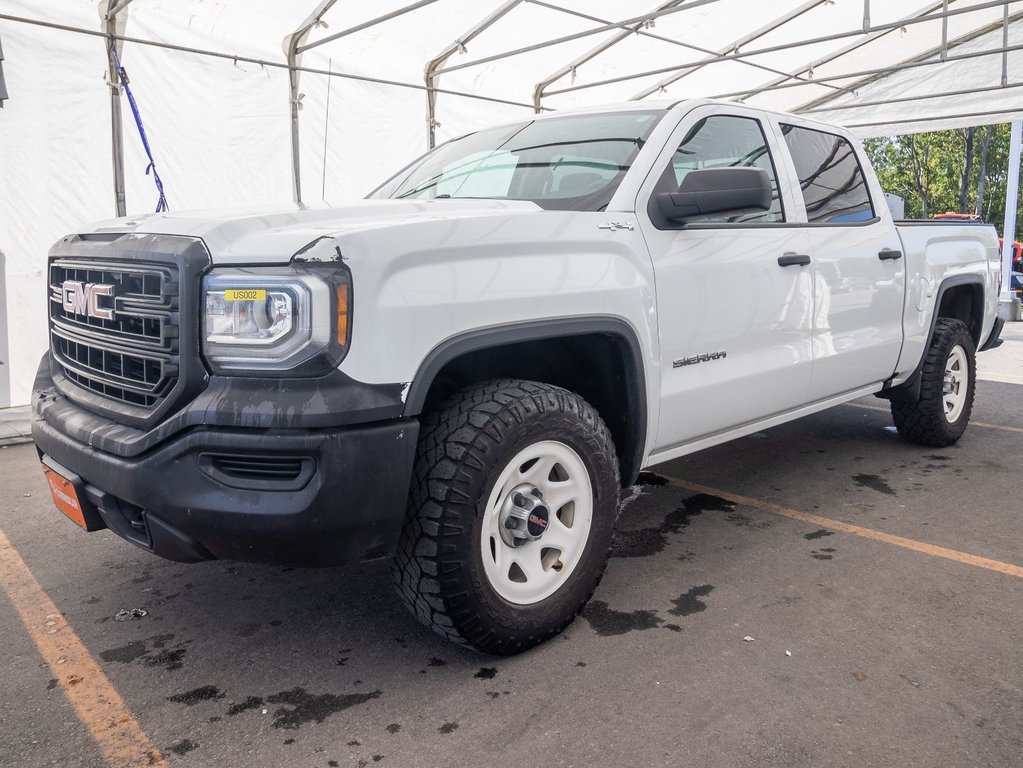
[780,124,875,224]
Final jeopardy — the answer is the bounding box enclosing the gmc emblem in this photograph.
[62,281,115,321]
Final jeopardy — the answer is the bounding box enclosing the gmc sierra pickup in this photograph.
[32,100,1004,654]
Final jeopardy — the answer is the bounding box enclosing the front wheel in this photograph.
[392,379,620,655]
[891,317,977,447]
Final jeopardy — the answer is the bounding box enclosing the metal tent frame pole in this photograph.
[542,0,1012,99]
[699,41,1023,103]
[106,0,135,18]
[286,0,445,203]
[5,0,1016,211]
[0,13,536,109]
[1004,0,1012,85]
[1000,120,1022,312]
[102,0,134,217]
[531,0,688,112]
[798,80,1023,115]
[284,0,338,206]
[296,0,442,55]
[424,0,524,149]
[431,0,725,78]
[629,0,828,101]
[531,0,843,110]
[790,11,1023,114]
[726,0,948,103]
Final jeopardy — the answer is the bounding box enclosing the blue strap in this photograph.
[110,46,169,213]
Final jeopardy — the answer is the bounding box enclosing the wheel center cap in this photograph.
[944,372,957,395]
[499,483,549,547]
[526,505,550,537]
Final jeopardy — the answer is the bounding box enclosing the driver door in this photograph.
[637,107,813,455]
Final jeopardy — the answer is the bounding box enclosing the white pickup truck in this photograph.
[32,100,1004,654]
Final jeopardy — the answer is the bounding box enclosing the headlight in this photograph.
[202,267,350,373]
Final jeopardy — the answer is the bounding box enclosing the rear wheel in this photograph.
[891,318,976,447]
[392,379,619,655]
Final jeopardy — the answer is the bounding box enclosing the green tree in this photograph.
[864,124,1022,240]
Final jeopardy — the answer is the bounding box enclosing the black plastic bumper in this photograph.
[32,367,419,566]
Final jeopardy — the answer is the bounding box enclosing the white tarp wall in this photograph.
[1,0,1022,406]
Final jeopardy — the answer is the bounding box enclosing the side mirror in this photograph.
[654,167,772,224]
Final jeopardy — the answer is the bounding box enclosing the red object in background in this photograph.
[998,237,1023,271]
[931,212,981,220]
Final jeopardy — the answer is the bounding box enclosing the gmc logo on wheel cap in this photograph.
[62,281,115,320]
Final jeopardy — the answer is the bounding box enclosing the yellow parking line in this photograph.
[658,475,1023,580]
[844,402,1023,434]
[0,531,164,766]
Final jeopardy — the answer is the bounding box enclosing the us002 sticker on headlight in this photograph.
[224,289,267,301]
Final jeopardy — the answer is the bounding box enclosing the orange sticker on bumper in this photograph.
[42,466,87,529]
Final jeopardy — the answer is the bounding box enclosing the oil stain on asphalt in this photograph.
[99,633,187,671]
[582,585,716,636]
[803,529,834,540]
[166,685,224,705]
[226,696,263,715]
[612,492,736,558]
[581,601,663,635]
[99,641,150,665]
[669,585,714,616]
[166,738,198,755]
[164,685,381,729]
[852,473,897,496]
[265,687,382,730]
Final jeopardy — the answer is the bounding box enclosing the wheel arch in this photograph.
[934,275,985,348]
[403,317,648,486]
[879,274,984,403]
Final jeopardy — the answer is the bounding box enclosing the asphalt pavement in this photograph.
[1,327,1021,768]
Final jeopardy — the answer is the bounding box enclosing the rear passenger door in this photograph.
[777,123,905,401]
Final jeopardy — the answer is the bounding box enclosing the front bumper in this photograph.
[32,360,419,566]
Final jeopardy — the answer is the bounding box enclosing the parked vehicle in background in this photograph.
[33,100,1004,654]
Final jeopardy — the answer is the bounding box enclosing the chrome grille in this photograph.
[49,259,179,409]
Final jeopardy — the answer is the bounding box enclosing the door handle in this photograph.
[778,253,811,267]
[878,248,903,261]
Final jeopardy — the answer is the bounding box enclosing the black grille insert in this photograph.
[49,259,179,409]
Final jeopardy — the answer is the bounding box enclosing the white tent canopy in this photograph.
[1,0,1021,405]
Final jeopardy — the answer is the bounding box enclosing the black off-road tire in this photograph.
[392,379,620,655]
[891,318,976,447]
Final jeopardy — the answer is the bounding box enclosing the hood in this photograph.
[85,199,542,264]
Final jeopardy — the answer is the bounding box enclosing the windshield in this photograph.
[369,111,663,212]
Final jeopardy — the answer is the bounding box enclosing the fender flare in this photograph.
[878,274,985,403]
[402,316,648,485]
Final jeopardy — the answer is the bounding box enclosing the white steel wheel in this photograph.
[890,318,976,448]
[480,440,594,605]
[392,379,620,654]
[943,344,969,423]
